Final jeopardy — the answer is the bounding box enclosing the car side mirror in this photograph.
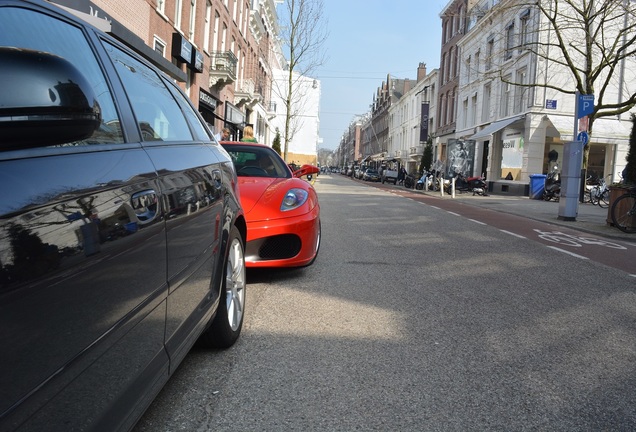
[293,164,320,178]
[0,47,101,150]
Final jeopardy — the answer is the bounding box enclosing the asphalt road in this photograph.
[134,173,636,431]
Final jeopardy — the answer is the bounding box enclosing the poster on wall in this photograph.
[446,139,475,177]
[502,137,524,177]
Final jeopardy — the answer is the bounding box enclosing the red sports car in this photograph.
[220,141,321,268]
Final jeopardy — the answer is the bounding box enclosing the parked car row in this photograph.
[0,1,318,431]
[339,166,382,182]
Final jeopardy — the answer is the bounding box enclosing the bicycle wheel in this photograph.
[597,189,610,208]
[589,186,599,205]
[611,192,636,233]
[582,190,592,204]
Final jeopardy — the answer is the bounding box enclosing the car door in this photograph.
[102,40,227,371]
[0,3,169,431]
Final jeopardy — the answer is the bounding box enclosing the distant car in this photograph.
[220,142,321,268]
[0,1,247,431]
[363,168,381,182]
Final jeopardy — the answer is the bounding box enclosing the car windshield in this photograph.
[223,145,292,178]
[366,169,378,174]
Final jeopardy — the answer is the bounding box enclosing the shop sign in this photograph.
[172,33,192,64]
[191,49,203,73]
[199,89,217,110]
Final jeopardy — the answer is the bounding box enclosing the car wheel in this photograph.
[198,226,246,348]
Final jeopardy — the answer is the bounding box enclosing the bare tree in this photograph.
[484,0,636,166]
[275,0,328,162]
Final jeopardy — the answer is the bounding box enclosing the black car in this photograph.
[362,168,380,182]
[0,1,247,431]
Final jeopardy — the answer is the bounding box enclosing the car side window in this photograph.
[0,5,124,145]
[165,79,213,142]
[104,42,193,142]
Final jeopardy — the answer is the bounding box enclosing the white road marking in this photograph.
[547,246,589,259]
[500,230,526,239]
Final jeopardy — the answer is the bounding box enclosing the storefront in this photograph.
[468,113,631,195]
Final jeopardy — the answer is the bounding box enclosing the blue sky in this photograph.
[315,0,449,149]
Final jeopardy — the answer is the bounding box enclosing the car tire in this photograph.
[198,226,246,348]
[304,220,321,267]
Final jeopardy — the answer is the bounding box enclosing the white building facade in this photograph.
[388,69,439,174]
[455,0,634,194]
[270,69,321,165]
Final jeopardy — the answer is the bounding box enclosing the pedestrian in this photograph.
[215,127,230,142]
[241,125,258,142]
[399,167,407,185]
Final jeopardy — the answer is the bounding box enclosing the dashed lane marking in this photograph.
[547,246,589,260]
[500,230,526,239]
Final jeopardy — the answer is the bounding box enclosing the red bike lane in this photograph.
[384,186,636,277]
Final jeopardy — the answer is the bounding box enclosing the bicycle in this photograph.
[610,187,636,233]
[589,175,610,207]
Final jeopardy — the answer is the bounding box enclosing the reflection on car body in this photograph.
[0,1,247,431]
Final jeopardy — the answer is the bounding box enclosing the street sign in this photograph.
[577,131,589,145]
[577,94,594,118]
[546,99,557,109]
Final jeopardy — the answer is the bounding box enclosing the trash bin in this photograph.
[528,174,547,199]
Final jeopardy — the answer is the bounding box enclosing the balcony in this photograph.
[234,78,262,108]
[209,51,237,87]
[267,101,277,119]
[409,145,424,158]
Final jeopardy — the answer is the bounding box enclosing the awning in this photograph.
[370,152,385,161]
[469,115,525,140]
[546,115,631,144]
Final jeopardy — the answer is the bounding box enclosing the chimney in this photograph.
[417,62,427,82]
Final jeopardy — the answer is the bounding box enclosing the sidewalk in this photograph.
[416,188,636,243]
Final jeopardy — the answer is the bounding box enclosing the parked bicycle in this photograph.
[589,174,611,207]
[610,186,636,233]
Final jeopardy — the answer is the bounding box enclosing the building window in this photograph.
[221,23,227,52]
[238,0,244,32]
[154,37,166,57]
[505,22,514,60]
[514,67,527,114]
[474,50,480,75]
[519,9,530,50]
[462,98,468,129]
[213,12,219,51]
[188,0,196,40]
[440,52,446,84]
[175,0,183,30]
[454,48,459,78]
[486,37,494,71]
[466,55,471,83]
[471,93,477,128]
[502,75,512,117]
[203,1,211,52]
[157,0,165,14]
[482,82,491,122]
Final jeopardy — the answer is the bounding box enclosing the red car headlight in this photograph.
[281,188,309,211]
